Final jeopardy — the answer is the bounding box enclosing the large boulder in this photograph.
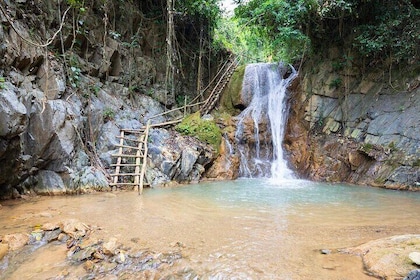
[344,235,420,279]
[0,83,27,137]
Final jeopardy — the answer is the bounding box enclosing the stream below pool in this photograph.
[1,179,420,279]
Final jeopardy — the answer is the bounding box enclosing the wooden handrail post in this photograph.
[139,120,151,195]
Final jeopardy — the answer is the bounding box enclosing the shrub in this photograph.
[175,112,222,152]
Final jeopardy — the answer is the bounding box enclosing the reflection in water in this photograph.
[0,179,420,279]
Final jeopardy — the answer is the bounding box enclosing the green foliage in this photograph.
[176,95,190,107]
[353,2,419,63]
[177,0,221,27]
[225,0,418,64]
[329,77,342,89]
[361,143,373,153]
[69,66,81,88]
[0,77,5,89]
[103,107,115,121]
[218,0,313,63]
[67,0,86,11]
[175,112,222,152]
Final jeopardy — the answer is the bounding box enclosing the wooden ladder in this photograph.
[110,120,150,194]
[200,56,240,115]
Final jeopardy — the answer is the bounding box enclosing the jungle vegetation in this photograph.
[215,0,420,65]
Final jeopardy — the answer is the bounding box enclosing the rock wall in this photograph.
[0,0,217,198]
[285,48,420,190]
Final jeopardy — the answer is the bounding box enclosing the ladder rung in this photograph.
[110,163,141,167]
[111,154,141,158]
[121,129,145,133]
[116,136,145,142]
[115,144,144,150]
[111,173,142,176]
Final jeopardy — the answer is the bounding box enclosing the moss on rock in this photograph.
[219,65,246,115]
[175,112,222,152]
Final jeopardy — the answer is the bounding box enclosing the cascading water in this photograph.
[235,63,297,181]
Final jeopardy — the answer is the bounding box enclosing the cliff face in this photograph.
[0,0,220,198]
[285,48,420,190]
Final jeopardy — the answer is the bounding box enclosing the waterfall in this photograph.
[235,63,297,180]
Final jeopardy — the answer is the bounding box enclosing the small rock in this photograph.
[83,260,95,272]
[101,261,118,272]
[93,251,105,260]
[41,222,60,231]
[116,251,126,264]
[170,241,186,248]
[44,229,62,242]
[61,219,88,237]
[57,233,69,242]
[404,269,420,280]
[30,229,44,242]
[79,237,100,249]
[0,243,9,260]
[71,246,97,262]
[321,249,331,255]
[409,252,420,265]
[103,237,120,256]
[2,233,30,251]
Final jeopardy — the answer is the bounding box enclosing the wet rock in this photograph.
[180,148,200,177]
[71,246,97,262]
[79,237,100,249]
[34,170,66,195]
[404,270,420,280]
[100,261,118,272]
[71,166,110,192]
[115,251,126,264]
[103,237,120,256]
[30,229,44,242]
[44,228,62,242]
[57,233,69,242]
[0,243,8,260]
[409,252,420,265]
[2,233,30,250]
[60,219,89,238]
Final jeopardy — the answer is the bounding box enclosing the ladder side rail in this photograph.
[133,135,145,192]
[112,130,125,186]
[139,120,151,195]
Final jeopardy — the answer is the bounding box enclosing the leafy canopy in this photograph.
[215,0,419,64]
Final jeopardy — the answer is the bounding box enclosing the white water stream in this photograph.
[235,63,297,180]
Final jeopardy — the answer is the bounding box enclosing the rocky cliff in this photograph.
[285,48,420,190]
[0,0,221,198]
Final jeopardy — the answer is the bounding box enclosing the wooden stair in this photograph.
[110,120,150,194]
[200,56,240,115]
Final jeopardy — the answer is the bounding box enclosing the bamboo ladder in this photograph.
[110,120,151,194]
